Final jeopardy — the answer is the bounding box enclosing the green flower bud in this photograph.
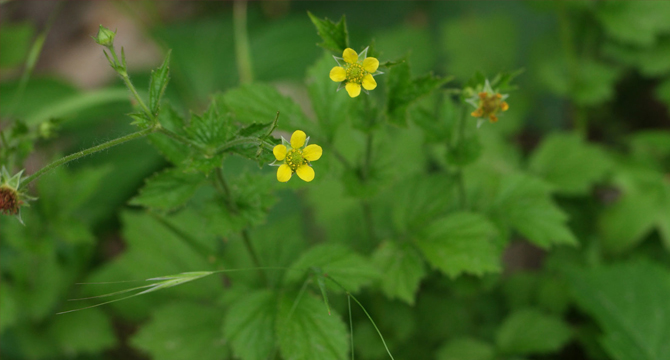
[93,25,116,47]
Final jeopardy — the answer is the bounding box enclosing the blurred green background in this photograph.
[1,1,670,360]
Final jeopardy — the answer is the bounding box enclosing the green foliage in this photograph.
[529,133,612,195]
[372,241,426,305]
[286,244,380,293]
[129,168,204,210]
[4,4,670,360]
[595,1,670,46]
[496,308,572,355]
[490,174,577,248]
[219,83,312,132]
[276,293,349,360]
[307,53,352,140]
[131,302,226,360]
[437,337,495,360]
[386,60,449,126]
[566,262,670,360]
[307,12,349,54]
[418,212,502,277]
[149,50,172,117]
[223,290,276,360]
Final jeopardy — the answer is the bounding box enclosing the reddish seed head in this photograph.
[0,187,20,215]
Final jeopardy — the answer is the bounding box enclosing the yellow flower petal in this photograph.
[296,164,315,182]
[303,144,322,161]
[345,82,361,98]
[500,102,509,111]
[343,48,358,64]
[273,144,287,161]
[329,66,346,82]
[363,57,379,73]
[277,164,292,182]
[290,130,306,149]
[362,74,377,90]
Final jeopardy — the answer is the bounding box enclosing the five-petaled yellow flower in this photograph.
[329,47,381,98]
[467,80,509,126]
[272,130,322,183]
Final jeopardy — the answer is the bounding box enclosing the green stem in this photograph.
[325,276,395,360]
[157,127,201,148]
[109,47,152,117]
[233,0,254,84]
[348,294,355,360]
[214,136,274,155]
[20,127,155,189]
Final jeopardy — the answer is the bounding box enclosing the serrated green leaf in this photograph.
[307,12,349,54]
[129,168,204,210]
[566,261,670,360]
[285,244,380,293]
[436,337,495,360]
[417,212,501,278]
[149,50,171,116]
[529,133,612,195]
[595,1,670,46]
[277,293,348,360]
[131,302,226,360]
[219,84,312,132]
[185,102,235,149]
[496,308,572,355]
[223,290,276,360]
[537,53,620,106]
[148,104,190,165]
[491,174,577,248]
[372,241,426,305]
[391,174,455,234]
[386,60,449,126]
[599,165,670,252]
[196,173,276,238]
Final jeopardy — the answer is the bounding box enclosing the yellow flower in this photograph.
[271,130,322,183]
[467,80,509,126]
[329,47,382,98]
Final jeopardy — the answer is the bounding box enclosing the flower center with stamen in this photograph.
[478,92,505,115]
[285,149,306,171]
[346,63,365,84]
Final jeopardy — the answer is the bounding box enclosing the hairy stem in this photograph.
[20,127,155,189]
[233,0,254,84]
[214,136,275,155]
[109,47,152,117]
